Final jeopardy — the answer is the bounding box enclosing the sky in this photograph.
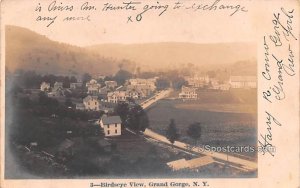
[1,0,257,47]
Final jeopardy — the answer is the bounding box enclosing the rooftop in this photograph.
[102,116,122,125]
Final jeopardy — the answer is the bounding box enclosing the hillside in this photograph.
[5,25,135,76]
[88,43,257,73]
[5,25,256,77]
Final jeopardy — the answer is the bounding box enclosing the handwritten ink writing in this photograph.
[186,0,248,16]
[269,8,297,47]
[283,44,295,76]
[173,2,183,9]
[34,0,249,26]
[35,3,42,12]
[48,1,73,12]
[262,36,271,80]
[36,15,57,27]
[102,2,140,11]
[81,2,96,11]
[260,7,296,157]
[258,111,281,157]
[136,2,169,21]
[63,15,91,22]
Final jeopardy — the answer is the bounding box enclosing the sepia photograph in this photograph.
[5,25,257,179]
[1,0,299,188]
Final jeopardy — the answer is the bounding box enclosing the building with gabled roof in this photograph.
[167,156,215,171]
[86,79,101,94]
[105,80,118,89]
[53,82,63,91]
[107,91,127,103]
[179,86,197,100]
[99,115,122,137]
[40,82,51,92]
[83,95,100,111]
[229,76,257,89]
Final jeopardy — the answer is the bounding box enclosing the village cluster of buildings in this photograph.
[40,78,158,137]
[40,81,72,97]
[40,78,158,112]
[179,75,257,100]
[39,74,256,137]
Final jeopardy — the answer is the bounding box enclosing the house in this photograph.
[126,89,143,99]
[229,76,257,89]
[187,156,215,169]
[107,91,127,103]
[70,82,83,89]
[99,101,116,113]
[48,82,65,97]
[99,116,122,137]
[86,79,101,94]
[98,75,106,80]
[179,86,197,99]
[53,82,63,91]
[40,82,50,91]
[83,95,100,111]
[99,86,110,99]
[127,78,157,92]
[47,87,65,97]
[75,103,85,110]
[127,85,151,97]
[105,81,118,89]
[167,156,215,171]
[186,76,210,88]
[167,158,189,171]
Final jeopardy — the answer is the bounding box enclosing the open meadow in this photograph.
[147,89,257,158]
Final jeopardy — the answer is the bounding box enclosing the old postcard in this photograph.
[0,0,299,187]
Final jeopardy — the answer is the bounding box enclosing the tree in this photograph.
[187,122,202,147]
[114,70,132,85]
[166,119,179,146]
[155,78,170,90]
[126,105,149,132]
[82,73,92,84]
[114,102,149,132]
[114,102,129,122]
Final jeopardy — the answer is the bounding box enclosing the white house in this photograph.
[48,82,65,97]
[229,76,257,89]
[83,95,100,111]
[86,79,101,94]
[179,86,197,99]
[70,82,83,89]
[40,82,50,91]
[126,88,143,99]
[99,116,122,137]
[186,76,210,88]
[126,85,152,97]
[53,82,63,91]
[107,91,127,103]
[127,78,157,92]
[105,81,118,89]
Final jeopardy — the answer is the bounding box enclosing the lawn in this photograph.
[146,89,257,158]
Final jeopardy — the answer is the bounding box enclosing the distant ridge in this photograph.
[5,25,256,76]
[87,42,257,73]
[5,25,135,76]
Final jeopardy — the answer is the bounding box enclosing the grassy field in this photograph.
[147,89,257,157]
